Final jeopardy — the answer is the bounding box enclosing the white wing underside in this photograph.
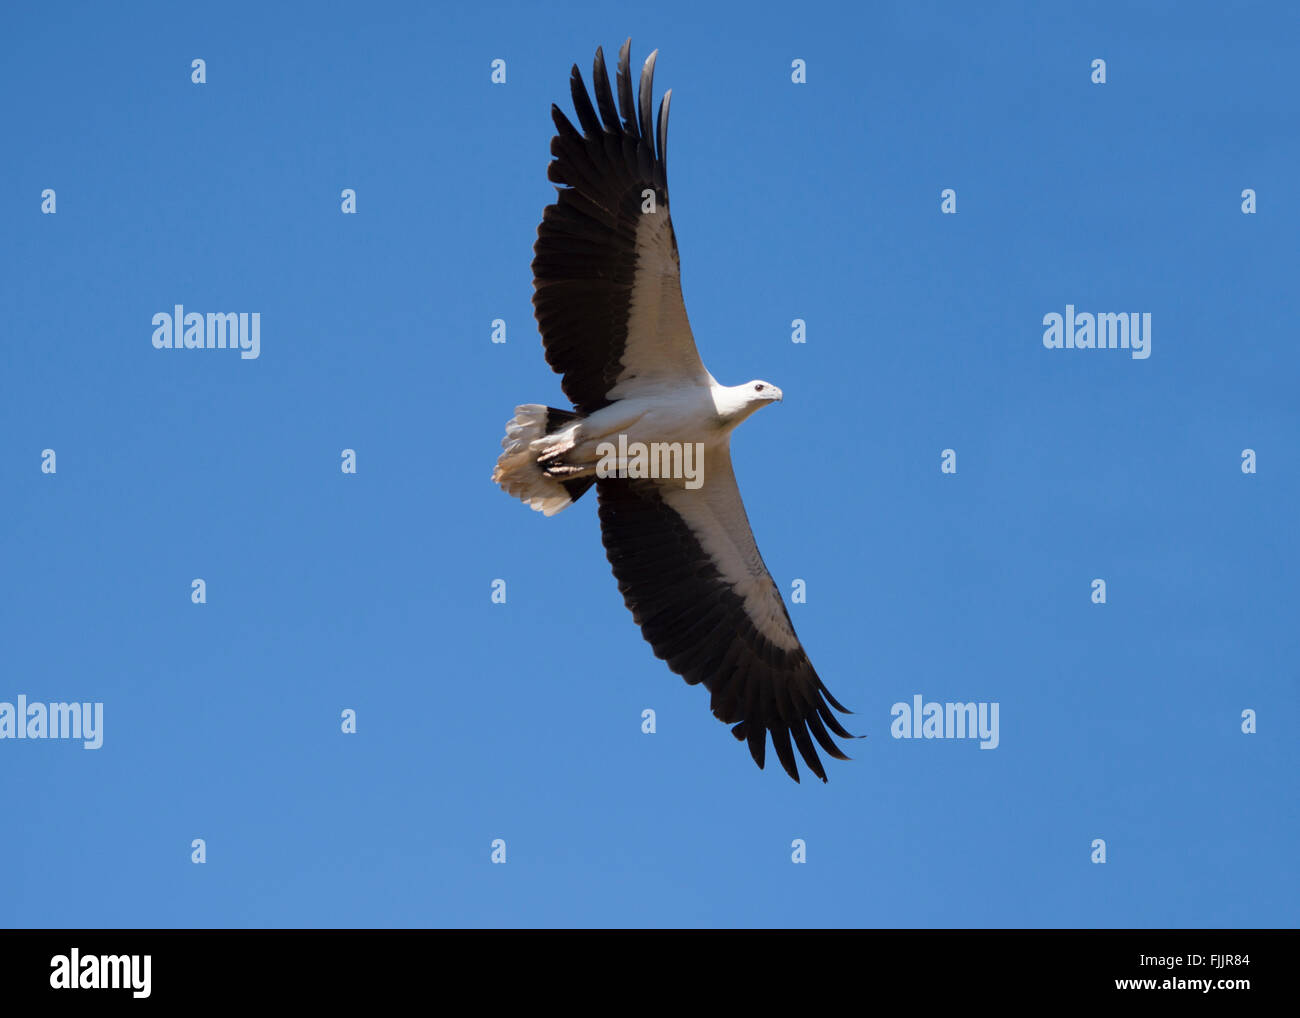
[606,209,713,400]
[659,445,802,653]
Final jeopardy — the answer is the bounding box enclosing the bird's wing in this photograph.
[532,39,712,415]
[596,445,853,782]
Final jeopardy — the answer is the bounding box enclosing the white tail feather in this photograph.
[492,405,577,516]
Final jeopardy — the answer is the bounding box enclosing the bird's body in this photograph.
[494,40,854,782]
[503,381,777,503]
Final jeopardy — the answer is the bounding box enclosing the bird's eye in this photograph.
[755,384,765,392]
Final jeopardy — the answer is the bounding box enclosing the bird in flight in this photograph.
[494,40,853,782]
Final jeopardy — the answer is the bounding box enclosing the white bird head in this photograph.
[715,379,783,428]
[748,380,783,403]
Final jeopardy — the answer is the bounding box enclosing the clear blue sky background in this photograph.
[3,0,1296,928]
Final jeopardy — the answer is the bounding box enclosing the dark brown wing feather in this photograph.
[596,475,853,783]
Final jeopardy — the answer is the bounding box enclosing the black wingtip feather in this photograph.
[568,67,601,136]
[743,722,765,771]
[819,682,853,715]
[638,50,657,146]
[790,719,827,782]
[818,702,854,740]
[592,47,619,131]
[807,712,851,762]
[615,39,636,134]
[657,90,671,172]
[768,725,800,783]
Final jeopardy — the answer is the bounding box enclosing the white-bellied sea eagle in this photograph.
[493,40,853,782]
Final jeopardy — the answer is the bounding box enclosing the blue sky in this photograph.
[2,0,1297,928]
